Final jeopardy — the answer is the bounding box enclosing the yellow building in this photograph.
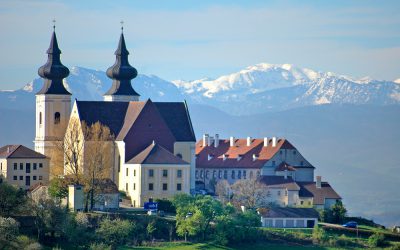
[0,145,49,189]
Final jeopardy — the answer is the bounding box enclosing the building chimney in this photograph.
[247,136,252,146]
[284,169,288,179]
[230,136,235,147]
[202,134,209,147]
[214,134,219,148]
[272,137,277,147]
[316,176,322,188]
[7,146,10,153]
[263,137,269,147]
[207,136,214,147]
[252,154,258,161]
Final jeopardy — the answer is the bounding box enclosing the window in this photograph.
[33,163,37,170]
[134,169,136,177]
[280,150,283,155]
[213,170,216,178]
[177,183,182,191]
[177,169,182,178]
[0,163,2,170]
[272,161,276,166]
[277,191,281,196]
[238,170,241,179]
[200,170,203,178]
[19,176,23,180]
[118,156,121,172]
[206,170,209,179]
[14,163,17,170]
[33,176,37,180]
[257,171,260,177]
[218,170,222,179]
[126,168,129,176]
[54,112,60,124]
[231,170,235,179]
[250,171,254,179]
[133,183,136,190]
[126,183,128,191]
[39,112,42,125]
[39,163,43,168]
[301,201,304,205]
[176,153,182,159]
[293,150,297,155]
[39,176,42,180]
[149,183,154,191]
[25,176,30,186]
[149,169,154,177]
[162,183,168,191]
[13,176,17,180]
[223,170,227,179]
[285,190,288,196]
[267,190,271,197]
[26,163,31,173]
[195,170,198,178]
[163,170,168,177]
[243,170,247,179]
[300,161,304,166]
[20,163,23,170]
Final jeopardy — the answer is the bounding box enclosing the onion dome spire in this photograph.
[104,28,139,98]
[37,27,71,95]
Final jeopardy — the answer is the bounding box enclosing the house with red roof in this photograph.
[195,134,341,209]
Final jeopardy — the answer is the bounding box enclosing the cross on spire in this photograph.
[52,19,56,31]
[120,20,124,32]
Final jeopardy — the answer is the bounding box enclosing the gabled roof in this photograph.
[195,138,295,169]
[127,142,188,165]
[298,182,341,205]
[259,207,319,218]
[275,162,297,172]
[94,178,119,194]
[259,175,300,191]
[76,101,129,136]
[0,145,47,159]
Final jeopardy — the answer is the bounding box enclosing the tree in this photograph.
[215,180,231,204]
[96,217,136,249]
[147,219,156,242]
[230,179,269,209]
[83,121,114,211]
[329,200,347,224]
[0,216,19,246]
[48,177,69,200]
[0,182,26,216]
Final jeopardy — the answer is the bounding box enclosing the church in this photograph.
[33,28,196,207]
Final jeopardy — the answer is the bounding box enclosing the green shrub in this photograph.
[89,242,112,250]
[368,232,385,247]
[155,199,176,213]
[312,226,329,244]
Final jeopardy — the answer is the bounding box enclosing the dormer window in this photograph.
[252,154,258,161]
[237,154,243,161]
[207,154,214,161]
[222,154,228,161]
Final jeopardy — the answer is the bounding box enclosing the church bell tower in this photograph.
[34,26,71,177]
[104,27,139,102]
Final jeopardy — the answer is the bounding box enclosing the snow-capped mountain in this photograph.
[1,64,399,115]
[173,63,400,114]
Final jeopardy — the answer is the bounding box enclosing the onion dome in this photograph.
[104,33,139,97]
[37,31,71,95]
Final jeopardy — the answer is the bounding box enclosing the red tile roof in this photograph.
[298,182,341,205]
[0,145,47,159]
[195,138,295,169]
[127,142,189,165]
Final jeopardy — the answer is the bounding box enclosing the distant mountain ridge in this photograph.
[1,64,399,114]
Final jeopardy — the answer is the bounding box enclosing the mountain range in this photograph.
[1,63,399,226]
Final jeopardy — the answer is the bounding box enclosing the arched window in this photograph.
[223,170,227,179]
[39,112,42,125]
[176,153,182,159]
[243,170,247,179]
[238,170,241,179]
[231,170,235,179]
[54,112,60,124]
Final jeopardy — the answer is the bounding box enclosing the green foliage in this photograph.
[312,226,329,244]
[64,212,92,247]
[155,199,176,213]
[147,219,157,239]
[319,200,347,224]
[368,232,385,247]
[96,217,136,247]
[16,235,42,250]
[0,216,19,244]
[89,242,112,250]
[48,177,68,199]
[0,182,26,216]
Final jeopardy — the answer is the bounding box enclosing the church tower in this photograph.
[104,29,139,102]
[34,28,71,177]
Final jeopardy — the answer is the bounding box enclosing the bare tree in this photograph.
[82,121,114,210]
[231,179,270,209]
[215,180,231,204]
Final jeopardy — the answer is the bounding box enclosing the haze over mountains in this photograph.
[1,63,399,226]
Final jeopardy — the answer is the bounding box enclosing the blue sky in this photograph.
[0,0,399,89]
